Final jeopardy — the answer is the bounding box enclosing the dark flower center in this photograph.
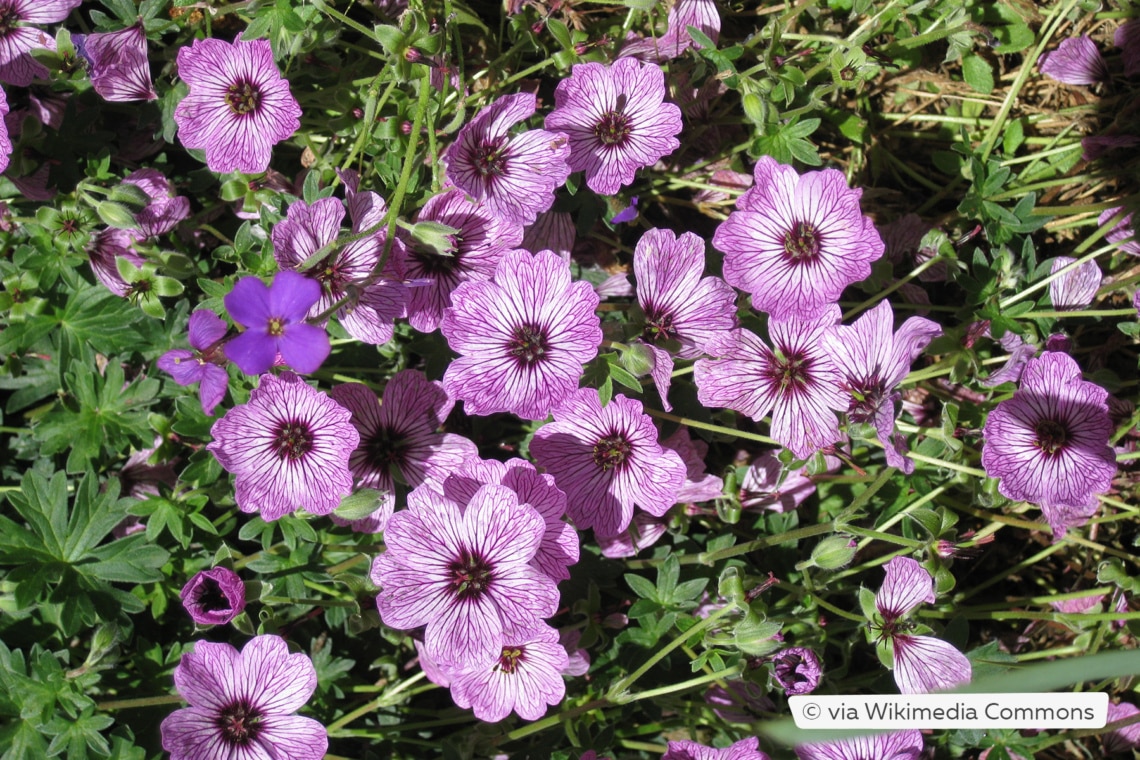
[194,577,231,613]
[273,421,314,460]
[317,256,346,295]
[643,307,677,342]
[783,221,822,263]
[473,141,509,180]
[764,351,811,397]
[1034,418,1069,456]
[364,426,410,469]
[448,549,493,601]
[593,433,633,471]
[412,246,460,275]
[216,701,262,745]
[225,80,262,116]
[507,323,550,366]
[846,375,888,422]
[0,6,18,35]
[61,216,81,234]
[497,646,525,674]
[594,111,632,147]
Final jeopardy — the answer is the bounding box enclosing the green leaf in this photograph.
[624,572,659,601]
[5,470,69,560]
[962,55,994,94]
[56,285,143,355]
[657,555,680,600]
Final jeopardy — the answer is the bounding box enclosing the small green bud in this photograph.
[810,534,857,570]
[96,200,140,230]
[108,183,153,211]
[618,341,655,377]
[335,488,385,522]
[742,92,766,125]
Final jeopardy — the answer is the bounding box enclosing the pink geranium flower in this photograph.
[0,0,82,85]
[179,566,245,626]
[174,37,301,174]
[74,22,157,102]
[1039,35,1108,85]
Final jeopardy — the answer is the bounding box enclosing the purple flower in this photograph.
[560,628,590,676]
[223,270,330,375]
[174,37,301,174]
[663,427,724,504]
[695,307,847,460]
[740,451,817,512]
[545,58,683,195]
[450,623,568,722]
[1049,256,1102,311]
[87,227,145,297]
[1039,36,1108,85]
[442,457,579,582]
[795,730,923,760]
[874,557,971,694]
[160,634,326,760]
[634,228,736,410]
[522,210,575,260]
[981,352,1117,537]
[1049,592,1104,614]
[331,371,477,533]
[715,156,885,319]
[821,300,941,473]
[74,23,156,102]
[157,309,230,416]
[663,737,770,760]
[1104,701,1140,754]
[1116,20,1140,77]
[772,647,822,696]
[122,169,191,238]
[597,511,668,558]
[371,482,559,670]
[530,388,687,537]
[443,93,571,226]
[705,680,774,723]
[207,371,358,521]
[180,567,246,625]
[272,195,406,346]
[980,329,1038,388]
[1081,134,1140,161]
[0,85,9,174]
[881,213,945,282]
[619,0,720,62]
[1099,207,1140,256]
[0,0,82,86]
[398,188,523,332]
[441,248,601,420]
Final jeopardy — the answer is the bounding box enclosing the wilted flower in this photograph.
[619,0,720,62]
[1099,207,1140,256]
[74,22,157,102]
[180,567,245,626]
[174,36,301,174]
[1039,35,1108,85]
[0,85,9,173]
[157,309,230,415]
[1104,701,1140,754]
[772,647,822,695]
[545,58,683,195]
[1116,19,1140,77]
[122,169,191,238]
[160,635,326,760]
[982,352,1117,537]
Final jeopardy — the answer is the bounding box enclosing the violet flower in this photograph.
[663,737,769,760]
[1116,20,1140,77]
[1099,207,1140,256]
[87,227,146,297]
[795,730,924,760]
[772,646,822,695]
[695,307,847,460]
[449,622,569,722]
[873,557,971,694]
[160,635,326,760]
[223,270,330,376]
[1104,701,1140,754]
[122,169,191,238]
[529,388,687,537]
[1048,256,1102,311]
[0,0,82,86]
[179,567,246,625]
[157,309,230,416]
[331,371,477,533]
[74,22,157,102]
[545,57,683,195]
[521,210,575,260]
[1039,35,1108,85]
[715,156,885,319]
[371,482,559,671]
[619,0,720,62]
[208,371,358,521]
[443,92,571,226]
[597,512,669,559]
[174,36,301,174]
[821,300,941,473]
[441,248,601,420]
[0,85,9,174]
[740,451,817,512]
[981,352,1117,537]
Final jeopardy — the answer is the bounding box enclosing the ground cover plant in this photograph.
[2,0,1140,757]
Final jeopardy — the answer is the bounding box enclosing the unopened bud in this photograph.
[809,535,857,570]
[96,200,139,230]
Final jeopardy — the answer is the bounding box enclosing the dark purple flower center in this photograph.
[783,221,822,263]
[0,6,18,35]
[593,433,633,471]
[847,375,888,422]
[448,548,493,601]
[364,425,410,469]
[643,307,677,342]
[225,80,262,116]
[473,141,509,180]
[507,322,550,366]
[497,645,525,674]
[412,246,460,275]
[216,700,262,745]
[1034,418,1069,456]
[273,421,314,460]
[193,577,231,614]
[594,111,632,147]
[764,351,811,396]
[317,256,347,296]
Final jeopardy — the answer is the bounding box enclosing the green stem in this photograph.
[1017,308,1137,319]
[608,604,740,700]
[842,525,924,548]
[504,699,608,741]
[905,451,986,478]
[842,253,945,320]
[341,75,397,173]
[261,596,358,608]
[616,664,743,704]
[644,409,777,446]
[697,522,836,565]
[97,694,183,711]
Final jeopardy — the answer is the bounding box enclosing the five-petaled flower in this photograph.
[223,270,331,376]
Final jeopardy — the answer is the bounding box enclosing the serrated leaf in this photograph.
[624,572,659,601]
